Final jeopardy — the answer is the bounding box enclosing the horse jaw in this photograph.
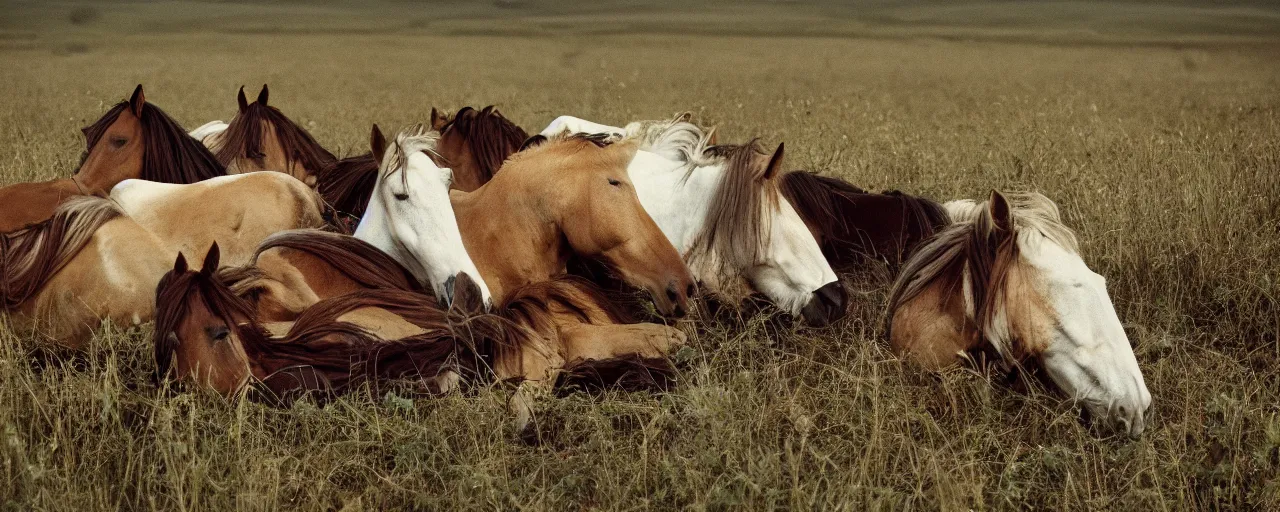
[1022,238,1151,439]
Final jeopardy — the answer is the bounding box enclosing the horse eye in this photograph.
[608,178,621,187]
[393,192,410,201]
[109,136,128,148]
[206,325,230,342]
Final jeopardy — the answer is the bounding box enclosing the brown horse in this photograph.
[317,105,527,218]
[199,85,337,186]
[0,85,224,233]
[1,172,326,348]
[246,130,694,320]
[156,243,685,428]
[780,171,950,274]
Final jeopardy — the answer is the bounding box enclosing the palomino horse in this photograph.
[540,116,847,326]
[241,124,492,318]
[0,85,224,233]
[1,172,326,348]
[254,130,694,319]
[779,171,950,273]
[318,105,528,218]
[886,191,1151,438]
[194,85,337,186]
[155,243,685,432]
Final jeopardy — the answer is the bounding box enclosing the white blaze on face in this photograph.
[1021,236,1152,438]
[746,197,839,315]
[355,148,492,308]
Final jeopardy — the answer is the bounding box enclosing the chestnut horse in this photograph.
[155,243,685,432]
[887,191,1151,438]
[194,85,337,186]
[318,105,527,218]
[245,131,694,320]
[0,85,224,233]
[1,172,326,348]
[540,116,847,326]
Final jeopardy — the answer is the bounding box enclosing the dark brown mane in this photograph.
[1,196,121,310]
[500,275,633,335]
[688,141,779,277]
[214,101,337,174]
[439,106,528,182]
[240,230,422,294]
[779,171,950,271]
[78,101,225,183]
[316,153,379,219]
[152,262,260,385]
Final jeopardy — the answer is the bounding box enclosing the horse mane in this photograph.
[779,171,950,269]
[439,106,528,182]
[500,275,633,335]
[382,124,443,184]
[623,114,716,165]
[152,263,260,385]
[686,141,780,279]
[885,192,1078,365]
[1,196,121,310]
[237,230,422,295]
[316,153,378,219]
[213,100,337,173]
[78,101,225,183]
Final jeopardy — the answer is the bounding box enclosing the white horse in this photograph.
[356,125,493,307]
[888,191,1152,438]
[541,115,845,326]
[187,120,228,146]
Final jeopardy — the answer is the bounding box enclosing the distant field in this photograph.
[1,1,1278,510]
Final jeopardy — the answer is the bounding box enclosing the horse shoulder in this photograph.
[23,216,170,348]
[890,281,978,371]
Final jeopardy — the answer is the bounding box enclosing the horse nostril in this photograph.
[673,304,687,318]
[667,285,679,302]
[686,283,696,299]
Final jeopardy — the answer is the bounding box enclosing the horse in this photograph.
[317,105,528,219]
[194,85,337,186]
[778,171,951,274]
[0,85,224,233]
[247,131,695,320]
[540,115,847,326]
[886,191,1151,438]
[239,124,492,318]
[1,171,327,348]
[155,242,686,433]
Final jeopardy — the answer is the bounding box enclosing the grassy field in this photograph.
[2,1,1279,509]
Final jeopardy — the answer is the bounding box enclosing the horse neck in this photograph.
[449,179,566,302]
[629,152,721,255]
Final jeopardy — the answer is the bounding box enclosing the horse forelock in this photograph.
[152,264,259,385]
[316,153,379,218]
[888,192,1078,367]
[135,103,226,183]
[214,101,336,174]
[383,125,441,182]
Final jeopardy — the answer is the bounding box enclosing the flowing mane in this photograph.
[78,101,225,183]
[438,106,528,183]
[382,124,443,186]
[213,98,336,173]
[687,141,780,279]
[155,264,519,403]
[1,196,121,310]
[232,229,423,298]
[779,171,950,270]
[316,153,378,219]
[886,192,1079,365]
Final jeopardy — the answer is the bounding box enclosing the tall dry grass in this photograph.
[0,18,1277,511]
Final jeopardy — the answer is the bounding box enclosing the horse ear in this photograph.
[450,273,486,315]
[200,242,221,276]
[173,252,189,274]
[236,86,248,112]
[519,134,546,152]
[257,84,269,106]
[989,190,1013,232]
[762,142,785,181]
[675,112,692,123]
[129,85,145,118]
[370,124,387,163]
[430,108,446,130]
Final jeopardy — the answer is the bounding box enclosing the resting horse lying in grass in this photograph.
[887,191,1152,438]
[155,243,685,433]
[192,85,337,187]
